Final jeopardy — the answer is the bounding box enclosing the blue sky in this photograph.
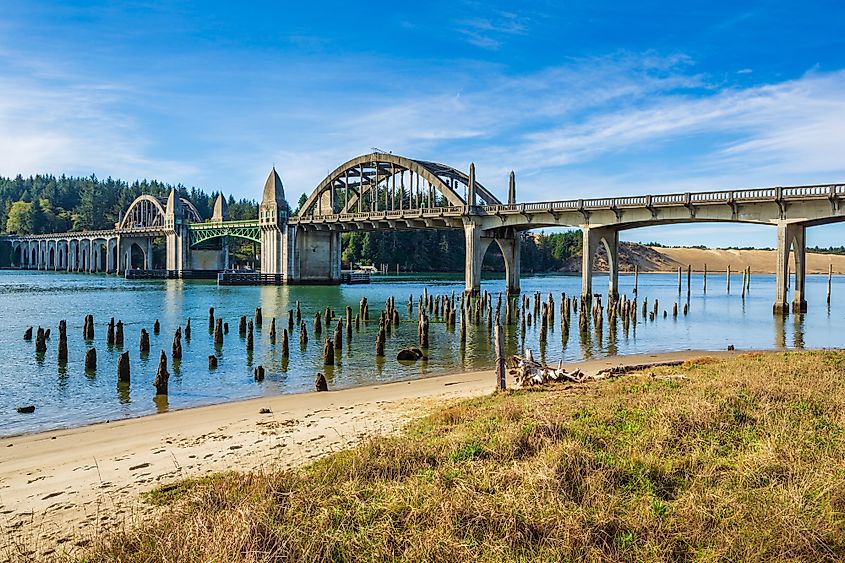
[2,1,845,247]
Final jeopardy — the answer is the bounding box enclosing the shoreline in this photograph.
[1,348,736,559]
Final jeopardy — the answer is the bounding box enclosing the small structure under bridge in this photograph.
[3,151,845,314]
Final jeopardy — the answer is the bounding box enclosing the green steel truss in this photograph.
[188,220,261,247]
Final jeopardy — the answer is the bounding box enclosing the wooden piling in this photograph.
[314,312,322,336]
[269,318,276,343]
[634,264,638,294]
[208,307,215,332]
[208,355,218,369]
[324,339,335,365]
[255,307,262,327]
[107,317,115,345]
[727,265,731,293]
[254,366,265,382]
[334,322,342,351]
[677,266,682,293]
[214,318,224,347]
[116,320,124,346]
[288,309,294,330]
[117,351,130,383]
[687,264,691,296]
[828,264,833,304]
[282,328,289,357]
[85,348,97,371]
[153,319,159,335]
[183,318,190,341]
[300,321,308,347]
[494,322,505,391]
[703,264,707,292]
[153,351,169,395]
[172,328,182,360]
[239,316,247,335]
[35,327,47,353]
[246,320,254,351]
[140,328,150,354]
[57,320,68,362]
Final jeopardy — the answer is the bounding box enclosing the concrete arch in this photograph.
[299,153,501,217]
[120,194,203,229]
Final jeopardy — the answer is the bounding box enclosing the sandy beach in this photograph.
[1,349,734,560]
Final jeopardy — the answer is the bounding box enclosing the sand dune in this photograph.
[644,246,845,274]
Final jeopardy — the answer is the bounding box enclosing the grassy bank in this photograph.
[83,352,845,562]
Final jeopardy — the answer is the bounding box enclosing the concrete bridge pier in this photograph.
[463,220,521,295]
[582,225,620,299]
[774,222,807,314]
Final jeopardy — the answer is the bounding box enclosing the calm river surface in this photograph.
[1,270,843,436]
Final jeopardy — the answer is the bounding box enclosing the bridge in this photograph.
[3,151,844,314]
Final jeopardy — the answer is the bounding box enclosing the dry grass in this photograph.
[79,351,845,562]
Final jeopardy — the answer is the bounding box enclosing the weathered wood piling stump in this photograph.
[117,351,130,383]
[315,372,328,392]
[35,327,47,353]
[269,318,276,343]
[296,301,301,324]
[239,316,247,336]
[84,314,95,340]
[254,365,265,381]
[24,327,33,340]
[282,328,289,357]
[314,312,322,336]
[153,319,160,335]
[333,322,342,351]
[115,320,124,346]
[153,351,169,395]
[224,322,229,334]
[208,355,218,369]
[172,328,182,360]
[58,320,68,363]
[208,307,215,332]
[246,320,254,351]
[255,307,262,327]
[214,318,224,347]
[300,321,308,347]
[184,318,191,340]
[324,339,335,365]
[140,329,150,354]
[107,318,115,345]
[288,310,294,330]
[85,347,97,371]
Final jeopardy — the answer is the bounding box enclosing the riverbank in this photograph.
[1,349,729,560]
[76,349,845,561]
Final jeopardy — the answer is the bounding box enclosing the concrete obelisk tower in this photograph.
[165,189,190,272]
[259,167,289,275]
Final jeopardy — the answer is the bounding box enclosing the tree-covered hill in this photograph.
[0,174,258,235]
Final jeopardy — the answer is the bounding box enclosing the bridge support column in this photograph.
[582,225,619,299]
[774,222,807,314]
[288,227,341,283]
[463,220,492,296]
[496,234,521,295]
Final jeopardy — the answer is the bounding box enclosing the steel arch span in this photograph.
[297,153,502,218]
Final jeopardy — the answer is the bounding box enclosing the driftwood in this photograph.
[594,360,684,377]
[508,354,691,389]
[507,349,583,388]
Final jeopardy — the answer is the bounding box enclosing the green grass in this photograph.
[81,351,845,562]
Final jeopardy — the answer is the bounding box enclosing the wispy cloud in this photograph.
[455,9,529,49]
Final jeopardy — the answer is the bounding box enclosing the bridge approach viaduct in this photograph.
[4,152,843,314]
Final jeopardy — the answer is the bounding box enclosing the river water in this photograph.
[1,270,842,436]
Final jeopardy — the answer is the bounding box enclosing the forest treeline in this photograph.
[341,230,582,272]
[0,174,258,234]
[0,174,583,272]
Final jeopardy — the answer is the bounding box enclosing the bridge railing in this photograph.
[190,219,259,228]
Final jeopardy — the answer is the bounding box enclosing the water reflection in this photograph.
[153,394,169,413]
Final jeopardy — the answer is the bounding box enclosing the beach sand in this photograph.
[1,349,733,560]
